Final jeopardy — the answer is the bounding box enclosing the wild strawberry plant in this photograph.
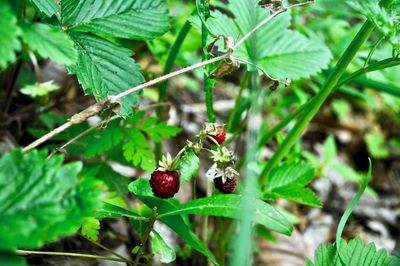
[1,0,400,265]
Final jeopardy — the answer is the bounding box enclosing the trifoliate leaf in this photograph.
[21,22,77,65]
[123,129,156,172]
[195,0,332,80]
[307,237,400,266]
[61,0,169,40]
[0,1,21,70]
[30,0,59,18]
[151,230,176,263]
[81,217,100,241]
[20,81,60,98]
[0,149,103,251]
[264,163,321,207]
[67,32,144,116]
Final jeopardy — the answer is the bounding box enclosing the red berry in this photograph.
[150,170,180,199]
[214,177,236,194]
[208,130,226,145]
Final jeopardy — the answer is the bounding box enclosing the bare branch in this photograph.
[22,1,312,152]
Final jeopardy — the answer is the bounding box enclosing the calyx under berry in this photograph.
[201,123,227,145]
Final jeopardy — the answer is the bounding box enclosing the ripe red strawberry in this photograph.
[150,170,180,199]
[214,177,236,194]
[207,129,226,145]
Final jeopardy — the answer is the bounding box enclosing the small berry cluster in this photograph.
[149,123,239,198]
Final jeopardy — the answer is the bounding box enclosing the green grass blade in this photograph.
[335,159,372,251]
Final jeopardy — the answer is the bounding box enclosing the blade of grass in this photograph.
[335,159,372,251]
[259,0,393,186]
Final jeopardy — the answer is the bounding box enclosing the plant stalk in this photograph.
[260,0,394,186]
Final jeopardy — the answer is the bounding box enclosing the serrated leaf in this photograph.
[30,0,59,18]
[308,237,400,266]
[266,163,314,189]
[151,230,176,263]
[159,194,292,235]
[265,163,321,207]
[20,81,60,98]
[85,122,124,158]
[21,22,77,65]
[128,179,219,265]
[61,0,169,40]
[123,129,156,172]
[177,150,200,183]
[139,117,182,143]
[0,149,103,251]
[201,0,331,80]
[81,217,100,241]
[67,32,144,116]
[0,2,21,70]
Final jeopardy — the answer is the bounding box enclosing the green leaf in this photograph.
[30,0,59,18]
[85,122,124,158]
[264,163,321,207]
[81,164,130,198]
[323,135,338,163]
[139,117,182,142]
[177,150,200,183]
[151,230,176,263]
[20,81,60,98]
[336,161,372,251]
[0,251,27,266]
[0,2,21,70]
[0,149,103,251]
[61,0,169,40]
[271,185,321,207]
[159,194,292,235]
[202,0,331,80]
[67,32,144,116]
[365,131,389,159]
[123,129,156,172]
[21,22,77,65]
[95,202,147,220]
[81,217,100,241]
[128,179,219,265]
[308,237,400,266]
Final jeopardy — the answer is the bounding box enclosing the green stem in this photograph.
[337,57,400,88]
[198,0,216,122]
[156,12,194,160]
[133,208,157,266]
[16,250,137,264]
[259,0,393,186]
[364,35,385,67]
[80,233,134,264]
[227,72,249,132]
